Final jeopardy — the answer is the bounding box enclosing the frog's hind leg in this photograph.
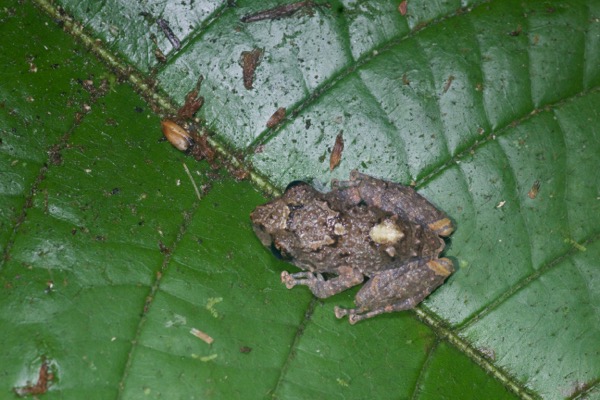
[335,258,454,324]
[331,170,454,237]
[335,298,418,324]
[281,266,364,298]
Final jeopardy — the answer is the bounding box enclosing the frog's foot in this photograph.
[281,270,323,289]
[335,298,418,325]
[281,267,363,299]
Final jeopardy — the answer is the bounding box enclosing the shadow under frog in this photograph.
[251,170,454,324]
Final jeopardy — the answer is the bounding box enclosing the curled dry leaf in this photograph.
[399,1,408,16]
[442,75,455,94]
[161,120,194,151]
[157,18,181,50]
[13,358,53,396]
[189,130,217,165]
[177,76,204,120]
[241,48,264,90]
[329,131,344,171]
[240,1,328,23]
[528,180,541,199]
[266,107,286,128]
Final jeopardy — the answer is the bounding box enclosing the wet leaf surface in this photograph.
[1,1,598,399]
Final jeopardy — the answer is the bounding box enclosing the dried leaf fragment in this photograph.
[402,73,410,85]
[157,18,181,50]
[241,48,264,90]
[442,75,455,93]
[528,180,540,199]
[13,358,53,396]
[240,1,328,23]
[161,119,194,151]
[509,24,523,36]
[266,107,286,128]
[189,129,217,164]
[329,132,344,171]
[398,1,408,16]
[177,76,204,120]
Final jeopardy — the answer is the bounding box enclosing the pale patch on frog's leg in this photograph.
[426,257,454,277]
[425,217,454,237]
[377,185,453,237]
[281,266,364,299]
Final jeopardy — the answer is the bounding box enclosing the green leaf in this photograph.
[1,0,598,399]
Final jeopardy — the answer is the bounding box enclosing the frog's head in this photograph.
[250,181,318,247]
[250,199,290,247]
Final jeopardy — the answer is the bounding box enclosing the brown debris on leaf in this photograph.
[47,144,63,166]
[528,180,540,199]
[177,76,204,120]
[161,119,194,152]
[509,24,522,37]
[161,76,213,164]
[398,1,408,16]
[240,1,329,23]
[231,165,250,181]
[329,131,344,171]
[402,73,410,86]
[442,75,455,94]
[189,128,217,165]
[157,18,181,50]
[13,358,54,397]
[266,107,286,128]
[150,33,168,63]
[241,48,264,90]
[160,75,249,178]
[154,48,167,63]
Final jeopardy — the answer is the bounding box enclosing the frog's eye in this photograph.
[285,180,308,192]
[270,242,284,259]
[271,239,295,260]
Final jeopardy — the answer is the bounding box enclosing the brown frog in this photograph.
[250,170,454,324]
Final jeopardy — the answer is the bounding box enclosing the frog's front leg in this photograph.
[281,266,364,298]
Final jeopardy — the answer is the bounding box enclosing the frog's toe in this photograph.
[281,270,320,289]
[335,306,369,325]
[334,306,350,319]
[335,307,373,325]
[280,271,295,289]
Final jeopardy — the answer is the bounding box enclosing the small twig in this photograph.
[190,328,214,344]
[240,1,329,23]
[183,163,202,200]
[157,18,181,50]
